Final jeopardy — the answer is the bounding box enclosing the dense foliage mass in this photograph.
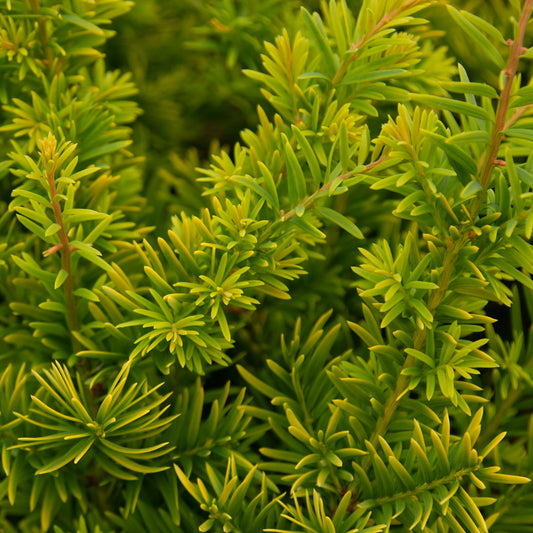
[1,0,533,531]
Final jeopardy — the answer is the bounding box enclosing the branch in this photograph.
[40,137,80,346]
[332,0,425,87]
[470,0,533,218]
[280,157,386,222]
[31,0,55,67]
[357,0,533,491]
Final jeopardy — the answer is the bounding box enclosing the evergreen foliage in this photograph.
[1,0,533,531]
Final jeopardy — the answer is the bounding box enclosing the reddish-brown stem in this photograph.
[471,0,533,217]
[280,157,387,222]
[30,0,54,67]
[46,165,80,338]
[332,0,422,87]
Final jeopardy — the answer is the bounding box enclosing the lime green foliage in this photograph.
[1,0,533,531]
